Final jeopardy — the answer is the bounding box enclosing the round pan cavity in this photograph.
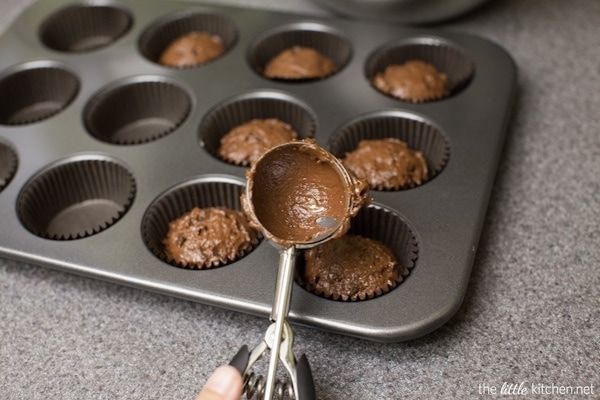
[84,77,192,145]
[0,139,18,193]
[200,90,317,165]
[248,22,352,81]
[142,176,261,269]
[139,10,237,68]
[17,155,136,240]
[39,4,132,52]
[329,110,450,190]
[366,36,474,102]
[297,203,418,301]
[0,61,79,125]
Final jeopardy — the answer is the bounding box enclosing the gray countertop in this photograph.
[1,0,598,399]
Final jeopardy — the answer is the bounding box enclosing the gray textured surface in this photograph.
[1,0,598,399]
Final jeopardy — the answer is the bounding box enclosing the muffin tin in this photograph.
[0,0,516,342]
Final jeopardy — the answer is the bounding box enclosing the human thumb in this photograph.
[196,365,244,400]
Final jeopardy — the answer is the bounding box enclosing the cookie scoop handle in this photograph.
[264,245,297,399]
[296,354,316,400]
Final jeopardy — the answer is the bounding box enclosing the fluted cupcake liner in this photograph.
[141,176,261,269]
[139,10,237,68]
[329,110,450,190]
[84,78,191,145]
[248,22,352,81]
[0,62,79,126]
[200,90,317,165]
[17,155,136,240]
[39,4,132,52]
[366,36,475,102]
[297,203,418,301]
[0,139,18,193]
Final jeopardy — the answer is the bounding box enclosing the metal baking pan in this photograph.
[0,0,516,342]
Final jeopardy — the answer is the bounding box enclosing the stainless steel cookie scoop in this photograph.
[232,140,368,399]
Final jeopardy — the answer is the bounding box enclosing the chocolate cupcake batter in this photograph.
[343,138,428,190]
[302,234,401,301]
[263,46,338,80]
[242,140,368,248]
[159,31,225,68]
[218,118,298,166]
[163,206,259,268]
[372,60,449,102]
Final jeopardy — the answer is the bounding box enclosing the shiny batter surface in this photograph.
[243,140,368,247]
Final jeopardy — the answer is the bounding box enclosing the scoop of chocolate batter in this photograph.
[242,140,368,247]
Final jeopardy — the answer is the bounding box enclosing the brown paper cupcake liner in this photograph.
[366,36,475,102]
[248,22,352,81]
[297,203,418,301]
[0,139,18,193]
[139,10,237,68]
[329,110,450,190]
[0,62,79,126]
[84,77,191,145]
[141,176,261,269]
[17,155,136,240]
[200,90,317,165]
[39,4,132,53]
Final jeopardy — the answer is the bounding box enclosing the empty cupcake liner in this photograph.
[39,4,132,52]
[139,10,238,68]
[248,22,352,81]
[142,176,261,269]
[0,61,79,125]
[200,90,317,165]
[329,110,450,190]
[17,155,136,240]
[84,77,192,145]
[365,36,475,102]
[297,203,418,301]
[0,139,18,193]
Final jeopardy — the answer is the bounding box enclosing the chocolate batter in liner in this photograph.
[142,176,260,269]
[139,10,237,68]
[263,45,338,80]
[200,90,316,166]
[329,110,450,190]
[248,22,351,82]
[297,203,418,302]
[366,36,474,102]
[159,31,225,68]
